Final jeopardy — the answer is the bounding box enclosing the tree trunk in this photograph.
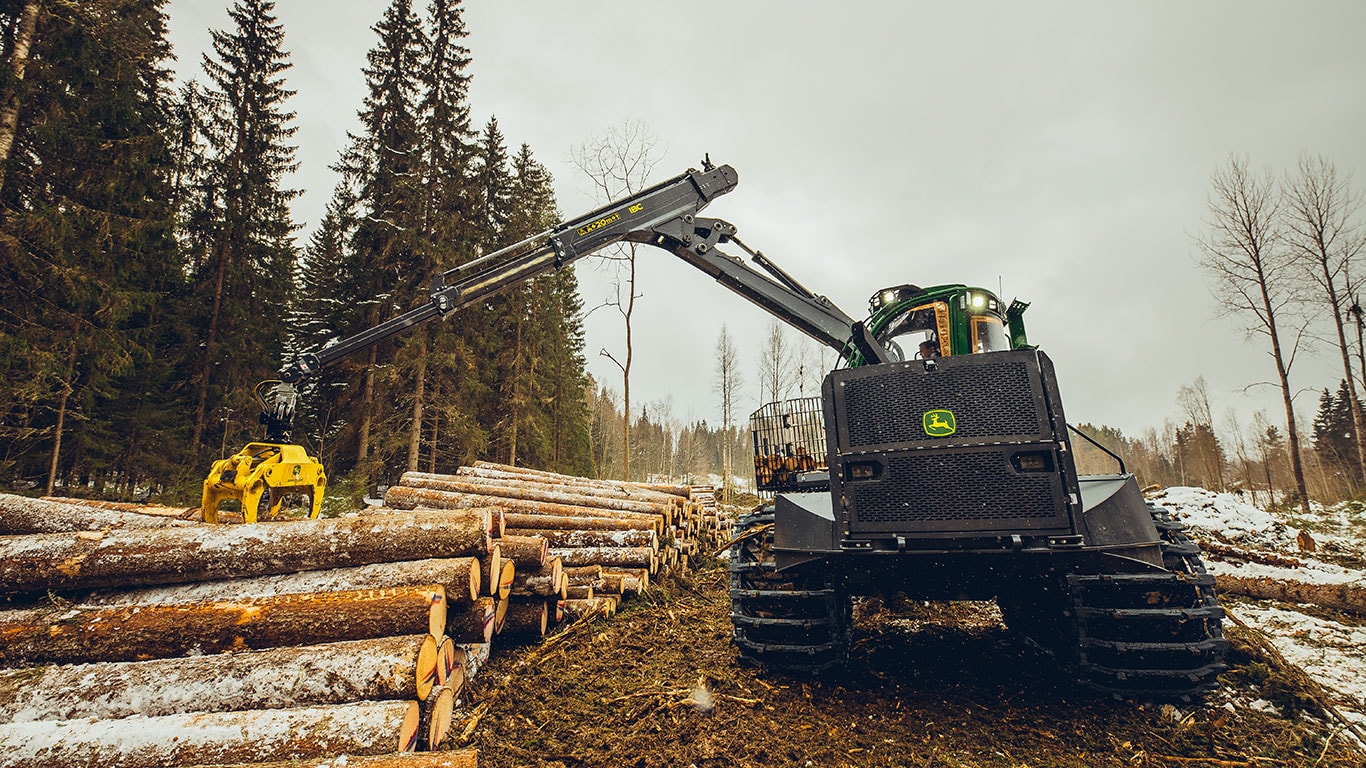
[176,751,478,768]
[394,473,671,516]
[0,0,40,193]
[505,527,656,549]
[44,342,77,496]
[40,497,198,520]
[0,700,422,768]
[559,597,616,621]
[384,486,661,531]
[0,494,191,536]
[452,467,685,505]
[417,683,455,751]
[0,634,441,723]
[78,557,480,608]
[1214,573,1366,615]
[496,534,547,567]
[501,512,651,532]
[358,345,378,468]
[471,461,694,498]
[499,600,547,639]
[549,546,656,570]
[0,509,491,595]
[408,335,428,472]
[448,597,494,643]
[510,558,562,597]
[0,585,446,665]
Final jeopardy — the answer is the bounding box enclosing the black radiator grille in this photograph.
[841,361,1039,448]
[849,452,1060,525]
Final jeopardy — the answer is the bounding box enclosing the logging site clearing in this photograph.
[0,477,1364,767]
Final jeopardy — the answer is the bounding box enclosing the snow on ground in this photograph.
[1231,602,1366,730]
[1148,486,1366,734]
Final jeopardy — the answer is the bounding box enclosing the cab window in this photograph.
[878,301,950,361]
[972,315,1010,352]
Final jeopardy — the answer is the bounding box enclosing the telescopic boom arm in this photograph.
[265,162,882,439]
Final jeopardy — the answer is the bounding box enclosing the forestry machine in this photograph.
[215,161,1226,701]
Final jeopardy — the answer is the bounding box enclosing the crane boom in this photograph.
[279,163,869,386]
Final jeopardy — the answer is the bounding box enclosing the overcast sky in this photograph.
[165,1,1366,441]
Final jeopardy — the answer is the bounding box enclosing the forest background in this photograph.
[1,0,1364,514]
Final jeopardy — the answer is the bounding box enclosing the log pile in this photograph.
[384,462,717,636]
[0,463,715,766]
[0,495,494,766]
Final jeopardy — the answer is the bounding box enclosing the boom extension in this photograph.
[278,163,872,394]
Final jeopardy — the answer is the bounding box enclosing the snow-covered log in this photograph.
[0,494,193,536]
[0,509,491,595]
[0,633,441,723]
[0,585,446,665]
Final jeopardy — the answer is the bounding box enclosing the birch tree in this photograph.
[1196,156,1311,515]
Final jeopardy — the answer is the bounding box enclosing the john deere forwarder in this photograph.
[225,161,1225,701]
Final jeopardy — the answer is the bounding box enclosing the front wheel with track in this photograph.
[1001,503,1228,702]
[728,508,849,675]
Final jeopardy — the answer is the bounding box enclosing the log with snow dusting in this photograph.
[383,486,662,532]
[77,557,480,608]
[1214,573,1366,614]
[505,527,657,549]
[497,533,548,567]
[510,558,563,598]
[0,699,422,768]
[0,633,441,723]
[180,751,479,768]
[0,509,491,595]
[0,585,446,665]
[549,545,657,571]
[469,461,693,499]
[396,472,675,517]
[0,494,193,536]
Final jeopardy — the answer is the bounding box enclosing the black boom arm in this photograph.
[268,162,877,437]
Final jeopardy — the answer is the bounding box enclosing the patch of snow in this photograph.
[1230,603,1366,725]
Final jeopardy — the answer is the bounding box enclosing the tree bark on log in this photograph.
[601,568,649,593]
[0,633,440,723]
[468,461,694,498]
[438,468,683,507]
[496,534,548,567]
[559,597,616,621]
[0,586,446,665]
[384,487,661,532]
[39,497,199,520]
[549,546,656,570]
[0,509,491,596]
[564,585,594,600]
[398,472,676,516]
[178,750,479,768]
[78,558,481,608]
[500,600,547,639]
[505,527,657,549]
[1214,574,1366,614]
[501,512,649,532]
[0,699,422,768]
[0,494,192,536]
[510,559,562,597]
[449,598,494,643]
[477,544,502,598]
[418,683,455,750]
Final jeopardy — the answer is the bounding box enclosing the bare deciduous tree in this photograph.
[714,323,743,502]
[1197,155,1311,515]
[1283,154,1366,485]
[572,119,660,481]
[756,319,793,404]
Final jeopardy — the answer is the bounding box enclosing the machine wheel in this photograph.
[1067,503,1228,701]
[1000,503,1227,702]
[728,508,849,675]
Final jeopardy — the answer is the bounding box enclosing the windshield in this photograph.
[878,301,950,361]
[972,315,1010,352]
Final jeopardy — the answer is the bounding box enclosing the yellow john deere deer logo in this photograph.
[923,409,957,437]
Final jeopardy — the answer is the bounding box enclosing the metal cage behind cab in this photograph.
[750,397,827,492]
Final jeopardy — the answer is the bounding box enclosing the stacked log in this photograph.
[0,505,495,764]
[0,464,715,765]
[385,464,712,629]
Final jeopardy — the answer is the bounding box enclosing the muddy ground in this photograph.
[459,566,1366,768]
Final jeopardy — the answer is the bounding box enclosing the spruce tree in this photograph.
[0,0,182,494]
[184,0,300,459]
[330,0,427,483]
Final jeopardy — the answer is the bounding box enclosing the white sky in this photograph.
[164,1,1366,440]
